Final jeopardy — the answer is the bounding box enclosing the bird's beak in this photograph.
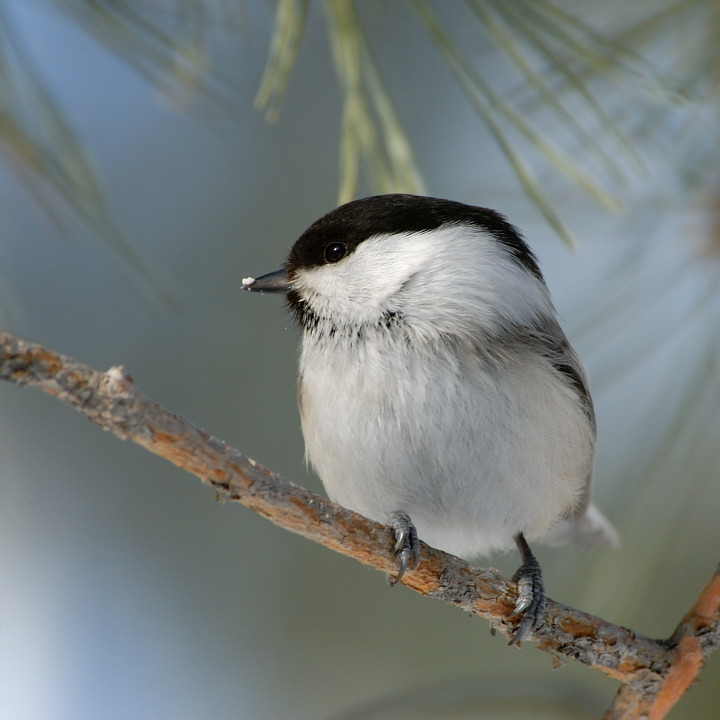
[242,268,291,293]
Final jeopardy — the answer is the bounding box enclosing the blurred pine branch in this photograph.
[0,0,717,287]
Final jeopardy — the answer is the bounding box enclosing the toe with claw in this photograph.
[508,533,546,646]
[386,510,420,585]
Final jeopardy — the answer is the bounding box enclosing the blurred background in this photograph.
[1,1,719,718]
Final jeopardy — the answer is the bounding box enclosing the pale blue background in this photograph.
[1,2,718,719]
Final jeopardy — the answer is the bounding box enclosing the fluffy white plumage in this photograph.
[292,223,615,557]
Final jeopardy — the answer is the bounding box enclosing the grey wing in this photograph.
[530,316,595,518]
[532,318,619,547]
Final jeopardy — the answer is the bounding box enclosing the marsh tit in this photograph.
[243,194,617,643]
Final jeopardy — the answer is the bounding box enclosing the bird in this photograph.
[243,193,618,643]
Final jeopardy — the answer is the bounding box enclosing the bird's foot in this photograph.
[509,533,546,646]
[386,510,420,586]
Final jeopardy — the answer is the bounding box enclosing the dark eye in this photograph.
[324,242,347,264]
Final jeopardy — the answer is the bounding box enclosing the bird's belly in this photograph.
[299,345,591,559]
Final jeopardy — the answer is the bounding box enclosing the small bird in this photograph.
[243,194,617,643]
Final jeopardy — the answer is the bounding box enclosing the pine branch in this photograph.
[1,332,718,719]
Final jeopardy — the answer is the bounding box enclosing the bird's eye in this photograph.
[324,242,347,264]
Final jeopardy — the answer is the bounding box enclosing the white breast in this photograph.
[298,328,593,558]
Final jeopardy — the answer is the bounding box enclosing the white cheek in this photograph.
[293,233,437,322]
[291,226,553,335]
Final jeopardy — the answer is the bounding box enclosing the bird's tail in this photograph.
[542,502,620,549]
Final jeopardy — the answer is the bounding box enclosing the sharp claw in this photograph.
[510,608,537,646]
[510,586,546,645]
[390,548,411,586]
[510,575,534,617]
[386,510,419,585]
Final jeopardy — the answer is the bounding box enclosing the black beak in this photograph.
[242,268,291,293]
